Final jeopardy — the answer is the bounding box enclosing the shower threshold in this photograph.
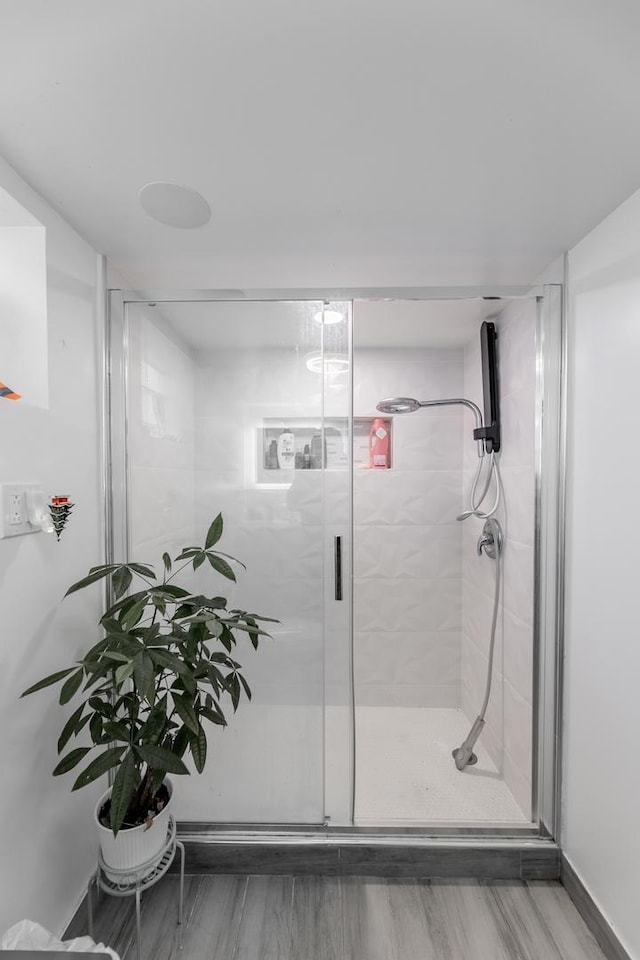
[173,823,559,881]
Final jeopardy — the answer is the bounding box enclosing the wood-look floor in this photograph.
[68,875,607,960]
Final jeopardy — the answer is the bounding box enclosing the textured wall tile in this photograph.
[502,540,534,625]
[354,631,461,687]
[355,579,462,633]
[500,464,535,547]
[355,683,461,707]
[499,392,535,469]
[355,469,463,526]
[392,414,464,471]
[502,608,534,704]
[354,524,462,580]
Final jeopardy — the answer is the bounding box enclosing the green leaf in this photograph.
[206,553,236,582]
[88,696,111,717]
[112,565,133,600]
[202,704,227,726]
[206,618,224,638]
[162,552,172,574]
[109,749,139,836]
[156,584,190,599]
[21,667,76,698]
[141,698,167,743]
[72,746,126,790]
[90,712,104,744]
[175,548,200,561]
[65,565,118,597]
[115,662,134,686]
[226,673,241,710]
[127,562,156,579]
[205,514,223,549]
[53,746,92,776]
[103,720,132,742]
[102,590,147,620]
[172,725,191,758]
[100,650,130,663]
[59,668,85,705]
[133,651,155,699]
[193,552,206,571]
[189,724,207,773]
[134,743,189,775]
[148,648,191,677]
[80,636,110,663]
[171,694,199,734]
[239,674,252,701]
[210,550,246,570]
[82,661,114,691]
[120,597,148,631]
[58,701,86,753]
[222,621,271,637]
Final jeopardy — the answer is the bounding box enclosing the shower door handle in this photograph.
[334,535,342,601]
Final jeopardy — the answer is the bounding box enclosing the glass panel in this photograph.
[352,299,537,827]
[122,298,350,824]
[319,301,353,826]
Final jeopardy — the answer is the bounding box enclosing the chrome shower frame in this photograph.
[102,283,565,844]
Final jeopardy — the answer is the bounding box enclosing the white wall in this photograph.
[564,189,640,960]
[353,346,464,707]
[0,187,48,407]
[0,157,102,936]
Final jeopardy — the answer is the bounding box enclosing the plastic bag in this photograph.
[0,918,119,957]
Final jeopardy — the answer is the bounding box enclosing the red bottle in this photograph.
[369,418,390,468]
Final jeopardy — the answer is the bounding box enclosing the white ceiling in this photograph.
[2,1,640,289]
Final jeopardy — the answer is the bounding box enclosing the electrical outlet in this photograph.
[8,494,23,524]
[0,484,43,539]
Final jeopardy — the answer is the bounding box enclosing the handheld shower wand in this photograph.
[451,516,503,769]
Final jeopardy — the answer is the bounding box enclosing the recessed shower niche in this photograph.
[107,289,563,837]
[257,417,393,483]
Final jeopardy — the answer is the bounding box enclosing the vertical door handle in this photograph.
[334,535,342,601]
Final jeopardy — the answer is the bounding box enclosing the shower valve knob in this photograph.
[477,533,493,556]
[477,520,502,559]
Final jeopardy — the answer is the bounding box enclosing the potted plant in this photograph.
[22,513,276,874]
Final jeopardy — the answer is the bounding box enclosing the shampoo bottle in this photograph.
[369,418,390,468]
[277,428,295,470]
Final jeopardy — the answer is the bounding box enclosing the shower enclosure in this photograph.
[106,287,564,839]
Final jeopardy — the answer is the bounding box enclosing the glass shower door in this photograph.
[114,297,352,824]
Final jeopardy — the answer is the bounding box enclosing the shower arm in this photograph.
[417,399,485,457]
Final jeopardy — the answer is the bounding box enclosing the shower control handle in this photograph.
[477,533,493,556]
[477,519,502,559]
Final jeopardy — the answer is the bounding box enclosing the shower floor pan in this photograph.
[354,706,528,825]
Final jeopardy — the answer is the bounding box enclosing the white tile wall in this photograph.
[127,308,197,560]
[353,347,464,708]
[460,301,536,817]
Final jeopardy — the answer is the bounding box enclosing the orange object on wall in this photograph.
[369,418,390,468]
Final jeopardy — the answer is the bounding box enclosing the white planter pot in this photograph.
[95,776,173,880]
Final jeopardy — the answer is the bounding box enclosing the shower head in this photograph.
[376,397,422,414]
[377,396,484,430]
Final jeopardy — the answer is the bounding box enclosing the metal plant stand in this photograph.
[87,815,185,960]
